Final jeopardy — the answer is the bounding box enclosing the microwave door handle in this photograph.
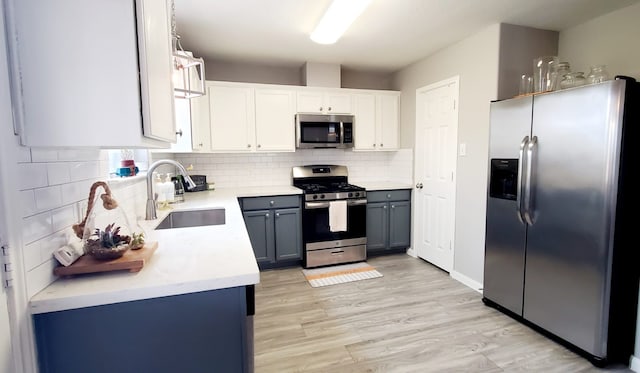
[340,121,344,145]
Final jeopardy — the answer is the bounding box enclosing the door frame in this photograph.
[412,76,460,271]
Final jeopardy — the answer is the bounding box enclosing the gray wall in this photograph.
[204,59,302,85]
[392,23,501,285]
[497,24,558,100]
[205,59,395,89]
[558,2,640,81]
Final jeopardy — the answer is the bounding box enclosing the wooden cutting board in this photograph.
[54,241,158,277]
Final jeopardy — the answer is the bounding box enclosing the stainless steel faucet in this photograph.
[146,160,197,220]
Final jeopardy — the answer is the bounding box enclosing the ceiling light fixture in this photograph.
[310,0,372,45]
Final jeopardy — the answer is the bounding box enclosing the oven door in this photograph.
[302,199,366,244]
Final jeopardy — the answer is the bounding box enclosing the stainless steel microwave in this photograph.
[295,113,354,149]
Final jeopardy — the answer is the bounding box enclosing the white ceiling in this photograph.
[175,0,639,73]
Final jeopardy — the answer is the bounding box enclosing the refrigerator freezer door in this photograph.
[483,96,532,315]
[523,81,626,357]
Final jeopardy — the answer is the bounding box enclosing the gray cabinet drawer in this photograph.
[241,195,300,210]
[367,189,411,202]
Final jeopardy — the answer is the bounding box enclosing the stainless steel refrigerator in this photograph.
[483,78,639,366]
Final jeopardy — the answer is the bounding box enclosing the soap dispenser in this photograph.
[154,172,167,203]
[165,173,176,203]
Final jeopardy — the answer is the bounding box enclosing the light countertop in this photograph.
[30,186,302,314]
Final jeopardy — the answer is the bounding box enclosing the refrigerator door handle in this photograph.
[516,136,529,223]
[523,135,538,225]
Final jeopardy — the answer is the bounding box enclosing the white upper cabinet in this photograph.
[189,93,212,152]
[254,89,296,152]
[353,92,400,151]
[296,90,352,114]
[5,0,175,148]
[209,84,255,152]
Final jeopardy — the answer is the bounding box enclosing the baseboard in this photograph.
[406,247,416,258]
[630,355,640,372]
[450,270,483,293]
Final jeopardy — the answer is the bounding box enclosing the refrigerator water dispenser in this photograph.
[489,159,518,200]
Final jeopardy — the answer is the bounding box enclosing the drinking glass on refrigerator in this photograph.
[533,56,559,93]
[519,74,533,96]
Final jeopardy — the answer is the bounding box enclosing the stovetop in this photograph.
[292,165,366,202]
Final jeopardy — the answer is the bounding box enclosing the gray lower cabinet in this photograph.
[366,190,411,254]
[240,195,302,268]
[34,286,254,373]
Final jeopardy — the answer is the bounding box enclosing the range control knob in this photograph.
[354,192,360,197]
[348,192,353,198]
[313,195,318,200]
[320,194,325,199]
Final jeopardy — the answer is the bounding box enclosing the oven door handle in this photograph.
[305,201,331,209]
[347,199,367,206]
[305,199,367,209]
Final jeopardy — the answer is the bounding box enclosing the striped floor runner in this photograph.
[302,262,383,288]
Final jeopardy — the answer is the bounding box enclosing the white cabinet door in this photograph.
[255,89,295,152]
[190,93,212,152]
[209,85,255,152]
[168,98,193,152]
[325,92,352,114]
[136,0,176,143]
[7,0,173,148]
[296,91,325,113]
[377,94,399,150]
[353,94,377,150]
[296,90,352,114]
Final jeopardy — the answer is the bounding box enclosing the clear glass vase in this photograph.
[586,65,610,85]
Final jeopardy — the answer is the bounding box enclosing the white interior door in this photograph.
[414,77,459,272]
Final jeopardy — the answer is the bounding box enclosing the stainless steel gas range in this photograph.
[292,165,367,268]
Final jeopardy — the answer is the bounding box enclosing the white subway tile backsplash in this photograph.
[61,180,94,205]
[51,205,76,232]
[26,259,57,298]
[58,149,102,162]
[20,190,37,217]
[31,148,59,162]
[17,163,48,190]
[69,161,100,182]
[47,162,71,185]
[22,212,53,244]
[34,186,62,211]
[23,242,42,271]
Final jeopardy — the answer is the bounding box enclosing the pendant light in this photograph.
[171,0,205,99]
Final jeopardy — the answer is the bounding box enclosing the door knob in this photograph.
[416,183,423,189]
[176,129,183,137]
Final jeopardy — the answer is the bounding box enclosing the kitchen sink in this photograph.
[154,208,225,230]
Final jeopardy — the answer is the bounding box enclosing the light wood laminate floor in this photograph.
[254,253,632,372]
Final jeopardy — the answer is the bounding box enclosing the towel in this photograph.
[329,200,347,232]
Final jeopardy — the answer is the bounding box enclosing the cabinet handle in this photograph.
[275,212,280,217]
[257,144,261,148]
[247,144,251,148]
[328,106,332,111]
[380,143,384,147]
[198,143,203,147]
[387,194,391,199]
[176,129,183,137]
[319,107,323,112]
[269,200,275,206]
[391,205,395,209]
[265,213,270,218]
[383,205,387,209]
[373,144,376,147]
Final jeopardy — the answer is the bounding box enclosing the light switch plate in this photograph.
[459,143,467,156]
